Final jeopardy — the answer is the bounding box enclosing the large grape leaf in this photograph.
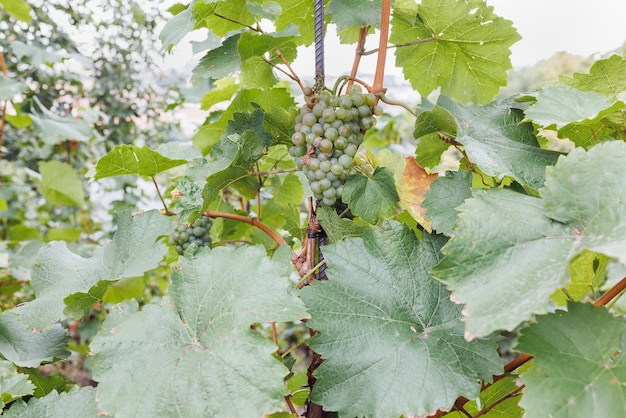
[38,161,85,207]
[11,210,170,330]
[561,54,626,100]
[390,0,520,104]
[91,246,308,418]
[342,168,399,224]
[3,386,97,418]
[0,312,69,367]
[423,169,472,236]
[523,85,624,129]
[432,141,626,338]
[301,221,502,417]
[517,303,626,417]
[94,144,187,179]
[428,96,562,189]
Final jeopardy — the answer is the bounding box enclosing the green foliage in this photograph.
[390,0,520,104]
[94,145,187,179]
[302,222,502,416]
[342,169,399,223]
[91,246,307,417]
[3,0,626,416]
[517,303,626,417]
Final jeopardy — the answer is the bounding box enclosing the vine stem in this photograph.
[151,176,170,215]
[361,36,437,56]
[204,210,288,248]
[348,27,369,86]
[0,51,8,162]
[372,0,391,94]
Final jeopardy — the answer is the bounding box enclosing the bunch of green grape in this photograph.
[289,84,382,206]
[169,215,213,255]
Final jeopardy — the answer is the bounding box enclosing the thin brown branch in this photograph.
[204,210,288,248]
[372,0,391,94]
[284,395,298,414]
[594,275,626,307]
[214,13,261,32]
[348,27,369,86]
[271,322,279,351]
[151,176,171,215]
[273,48,307,92]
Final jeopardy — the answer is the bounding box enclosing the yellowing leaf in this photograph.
[399,157,438,232]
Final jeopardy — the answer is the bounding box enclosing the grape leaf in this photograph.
[0,0,31,23]
[22,368,68,398]
[238,29,298,88]
[91,246,308,417]
[561,54,626,100]
[436,96,562,189]
[192,34,241,83]
[247,1,282,21]
[517,303,626,417]
[442,375,522,417]
[301,222,502,417]
[0,360,35,408]
[274,0,317,46]
[194,87,296,153]
[3,387,96,418]
[433,141,626,338]
[270,173,304,206]
[30,98,94,144]
[200,77,239,110]
[38,161,85,207]
[0,312,69,367]
[201,130,264,210]
[523,85,624,130]
[398,157,438,232]
[11,210,170,330]
[342,168,399,224]
[316,205,369,244]
[159,6,195,52]
[551,251,609,306]
[0,75,26,100]
[94,144,187,179]
[327,0,381,31]
[193,0,255,37]
[390,0,520,104]
[423,169,472,236]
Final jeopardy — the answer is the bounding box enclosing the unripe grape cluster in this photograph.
[169,215,213,255]
[289,84,382,206]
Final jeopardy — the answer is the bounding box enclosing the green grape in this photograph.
[170,216,213,255]
[292,86,379,207]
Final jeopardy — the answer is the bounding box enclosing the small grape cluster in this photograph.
[289,84,382,206]
[169,215,213,255]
